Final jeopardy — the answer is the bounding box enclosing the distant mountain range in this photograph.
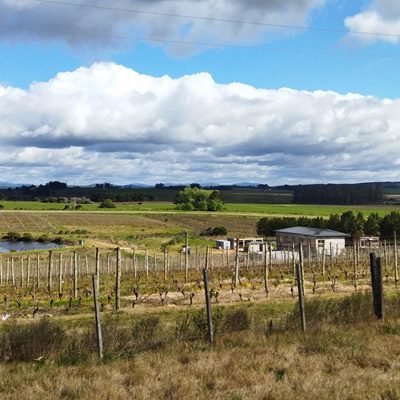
[0,181,29,189]
[1,180,400,189]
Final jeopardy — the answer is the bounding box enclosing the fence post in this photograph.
[185,231,189,283]
[370,253,384,320]
[95,248,100,294]
[234,238,240,288]
[115,247,121,311]
[296,263,306,333]
[58,253,63,296]
[47,250,53,293]
[264,244,269,297]
[203,268,214,345]
[92,274,104,359]
[73,251,78,299]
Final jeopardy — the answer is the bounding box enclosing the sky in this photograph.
[1,0,400,186]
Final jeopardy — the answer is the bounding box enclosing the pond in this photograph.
[0,241,62,253]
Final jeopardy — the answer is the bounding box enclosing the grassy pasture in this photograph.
[2,200,400,217]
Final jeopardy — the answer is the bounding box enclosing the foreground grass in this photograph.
[1,323,400,400]
[2,293,400,399]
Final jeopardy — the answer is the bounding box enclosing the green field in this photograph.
[1,200,400,217]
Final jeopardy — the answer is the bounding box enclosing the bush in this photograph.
[20,232,34,242]
[99,199,116,208]
[3,232,20,241]
[1,318,66,362]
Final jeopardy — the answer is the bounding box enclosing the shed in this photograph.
[215,240,231,250]
[275,226,348,257]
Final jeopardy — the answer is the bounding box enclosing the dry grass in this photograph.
[1,324,400,400]
[2,294,400,399]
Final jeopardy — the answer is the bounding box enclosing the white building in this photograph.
[275,227,348,257]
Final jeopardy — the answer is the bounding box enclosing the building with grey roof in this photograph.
[275,226,348,257]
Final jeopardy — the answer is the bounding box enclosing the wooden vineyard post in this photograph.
[185,231,189,283]
[58,253,63,296]
[47,250,53,293]
[115,247,121,311]
[145,249,149,279]
[92,275,104,359]
[163,248,167,282]
[370,253,384,320]
[11,258,15,287]
[20,257,24,287]
[296,263,306,333]
[133,250,137,279]
[27,255,31,286]
[203,267,214,345]
[322,246,326,278]
[292,241,296,278]
[0,258,2,286]
[299,243,305,296]
[36,254,40,290]
[264,243,269,297]
[234,238,240,288]
[73,251,78,299]
[95,248,100,294]
[394,231,398,288]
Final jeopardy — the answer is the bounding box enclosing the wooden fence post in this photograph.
[234,238,240,288]
[115,247,121,311]
[73,251,78,299]
[92,274,104,359]
[58,253,63,296]
[47,250,53,293]
[296,263,306,333]
[370,253,384,320]
[95,248,100,294]
[203,268,214,345]
[264,243,269,297]
[185,231,189,283]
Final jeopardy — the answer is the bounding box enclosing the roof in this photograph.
[275,226,348,238]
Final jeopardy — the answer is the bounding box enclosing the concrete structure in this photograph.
[275,227,348,257]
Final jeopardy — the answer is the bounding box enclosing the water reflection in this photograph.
[0,241,62,253]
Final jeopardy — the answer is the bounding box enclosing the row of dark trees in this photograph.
[291,183,384,205]
[257,211,400,239]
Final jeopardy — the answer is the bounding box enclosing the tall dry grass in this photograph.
[1,293,400,399]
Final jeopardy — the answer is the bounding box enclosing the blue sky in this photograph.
[0,0,400,185]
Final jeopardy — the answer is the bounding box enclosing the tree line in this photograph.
[291,183,384,205]
[257,210,400,239]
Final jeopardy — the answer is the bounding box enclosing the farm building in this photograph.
[347,236,380,249]
[215,240,231,250]
[227,237,266,253]
[275,227,348,257]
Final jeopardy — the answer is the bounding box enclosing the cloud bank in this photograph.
[1,62,400,185]
[345,0,400,44]
[0,0,324,52]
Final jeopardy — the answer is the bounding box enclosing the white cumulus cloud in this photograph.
[1,62,400,185]
[345,0,400,44]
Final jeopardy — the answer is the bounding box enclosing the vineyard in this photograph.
[0,242,398,320]
[2,212,400,399]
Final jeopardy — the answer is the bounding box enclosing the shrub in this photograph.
[99,199,116,208]
[21,232,34,242]
[3,232,20,241]
[0,318,66,362]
